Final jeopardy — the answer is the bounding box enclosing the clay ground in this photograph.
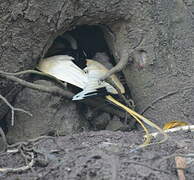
[0,130,194,180]
[1,0,194,179]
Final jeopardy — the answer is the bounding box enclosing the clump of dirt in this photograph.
[0,130,194,180]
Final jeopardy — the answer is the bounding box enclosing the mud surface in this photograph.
[0,130,194,180]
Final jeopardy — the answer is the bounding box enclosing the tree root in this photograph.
[141,86,194,115]
[0,135,55,175]
[0,94,32,126]
[0,70,74,99]
[125,160,170,174]
[0,152,35,174]
[141,90,178,115]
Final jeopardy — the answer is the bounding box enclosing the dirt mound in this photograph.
[0,130,194,180]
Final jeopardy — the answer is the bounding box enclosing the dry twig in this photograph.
[141,86,194,115]
[0,135,55,175]
[0,151,34,174]
[0,71,74,99]
[141,90,178,115]
[125,160,170,174]
[0,94,32,126]
[0,70,68,89]
[7,135,55,149]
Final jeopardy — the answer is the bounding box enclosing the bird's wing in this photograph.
[86,60,125,93]
[37,55,87,89]
[72,78,110,100]
[73,59,119,100]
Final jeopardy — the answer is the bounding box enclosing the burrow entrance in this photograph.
[45,25,116,65]
[44,24,133,130]
[45,24,131,96]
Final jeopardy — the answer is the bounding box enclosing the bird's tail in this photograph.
[72,87,109,100]
[105,95,168,147]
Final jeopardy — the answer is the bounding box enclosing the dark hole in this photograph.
[44,24,131,97]
[44,25,118,94]
[69,25,111,59]
[42,25,135,131]
[45,25,116,66]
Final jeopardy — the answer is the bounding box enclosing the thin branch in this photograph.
[141,86,194,115]
[125,160,170,174]
[0,152,34,174]
[7,70,66,87]
[0,94,32,126]
[0,70,68,90]
[0,136,54,174]
[0,69,43,76]
[141,90,178,115]
[0,72,74,99]
[7,135,55,149]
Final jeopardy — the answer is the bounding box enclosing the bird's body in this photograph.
[37,55,125,100]
[37,34,167,148]
[92,52,113,69]
[37,55,87,89]
[45,34,87,69]
[72,59,125,100]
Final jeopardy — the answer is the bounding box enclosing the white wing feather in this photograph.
[72,60,117,100]
[38,56,124,100]
[37,55,87,89]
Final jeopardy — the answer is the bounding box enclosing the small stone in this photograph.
[106,115,125,131]
[93,112,111,130]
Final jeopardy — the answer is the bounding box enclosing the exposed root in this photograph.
[125,161,170,174]
[8,135,55,149]
[0,70,68,90]
[0,70,74,99]
[141,86,194,115]
[141,90,178,115]
[0,135,54,175]
[0,152,35,174]
[0,94,32,126]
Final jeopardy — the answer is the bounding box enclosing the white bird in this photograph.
[37,55,167,148]
[37,55,87,89]
[37,55,124,99]
[72,59,125,100]
[37,32,167,148]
